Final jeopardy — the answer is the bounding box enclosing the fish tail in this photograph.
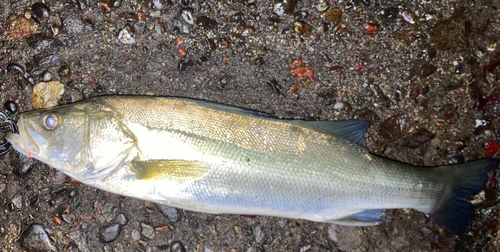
[428,158,499,236]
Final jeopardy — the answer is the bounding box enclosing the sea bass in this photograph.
[5,96,499,235]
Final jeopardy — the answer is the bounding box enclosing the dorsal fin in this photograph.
[299,119,371,146]
[183,98,275,118]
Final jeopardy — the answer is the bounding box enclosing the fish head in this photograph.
[6,99,138,181]
[6,104,90,177]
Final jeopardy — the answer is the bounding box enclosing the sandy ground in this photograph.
[1,0,500,251]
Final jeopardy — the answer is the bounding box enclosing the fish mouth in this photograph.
[5,114,39,158]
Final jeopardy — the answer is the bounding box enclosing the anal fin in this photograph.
[328,209,387,226]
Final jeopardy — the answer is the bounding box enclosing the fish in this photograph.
[5,95,499,236]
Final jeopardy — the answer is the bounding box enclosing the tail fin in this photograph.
[428,158,499,236]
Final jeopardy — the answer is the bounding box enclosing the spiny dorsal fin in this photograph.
[299,119,371,146]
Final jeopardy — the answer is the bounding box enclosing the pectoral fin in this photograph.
[328,209,387,226]
[130,160,211,183]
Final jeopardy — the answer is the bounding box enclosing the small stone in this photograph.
[274,0,297,16]
[20,224,57,251]
[253,226,264,243]
[294,21,312,37]
[50,24,59,36]
[12,195,22,209]
[402,10,419,26]
[62,213,75,223]
[116,213,128,225]
[316,0,329,12]
[131,229,140,241]
[7,63,26,76]
[158,205,182,222]
[3,16,38,41]
[321,8,342,24]
[153,0,168,10]
[171,241,186,252]
[99,223,122,243]
[141,223,155,240]
[18,156,34,175]
[69,189,77,198]
[43,71,53,82]
[145,206,155,214]
[234,226,242,234]
[118,25,135,44]
[98,0,112,12]
[112,0,122,7]
[4,101,17,113]
[290,57,314,84]
[31,3,51,23]
[104,21,116,31]
[33,81,65,109]
[293,11,308,21]
[0,183,5,194]
[181,8,195,25]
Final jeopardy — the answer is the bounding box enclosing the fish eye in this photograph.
[42,113,60,130]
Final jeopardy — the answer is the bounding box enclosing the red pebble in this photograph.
[485,142,499,157]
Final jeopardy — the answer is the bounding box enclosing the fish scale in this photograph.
[6,96,499,235]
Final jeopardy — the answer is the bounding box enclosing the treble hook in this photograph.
[0,111,18,156]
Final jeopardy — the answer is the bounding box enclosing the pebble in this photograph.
[118,25,136,44]
[293,11,308,21]
[31,3,51,23]
[274,0,297,16]
[7,63,26,76]
[32,81,65,109]
[131,229,141,241]
[253,226,264,243]
[4,101,17,113]
[62,213,75,223]
[321,8,342,24]
[20,224,57,251]
[69,189,77,198]
[158,205,182,222]
[98,0,112,12]
[116,213,128,225]
[99,223,122,243]
[141,223,155,240]
[181,8,195,25]
[294,21,312,37]
[0,183,5,194]
[12,195,22,209]
[316,0,329,12]
[4,16,38,41]
[171,241,186,252]
[234,225,242,234]
[112,0,122,8]
[153,0,168,11]
[43,71,53,82]
[145,206,155,214]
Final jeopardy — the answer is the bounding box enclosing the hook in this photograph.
[0,111,18,156]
